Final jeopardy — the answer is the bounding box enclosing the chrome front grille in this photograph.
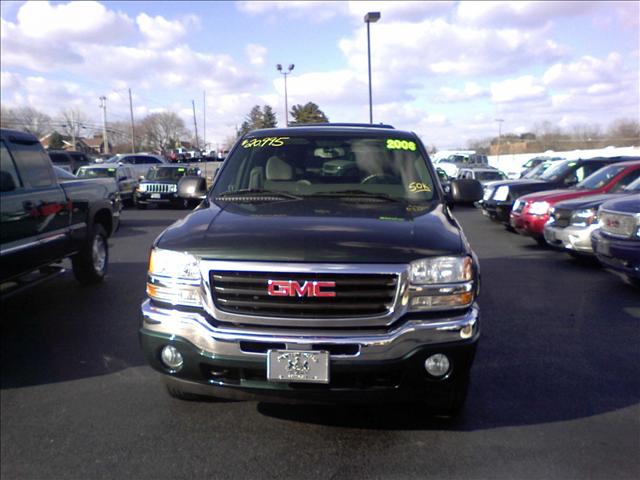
[600,210,637,238]
[144,183,176,193]
[550,208,572,228]
[210,271,398,319]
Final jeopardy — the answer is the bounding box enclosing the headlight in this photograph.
[512,199,524,212]
[408,256,475,311]
[139,184,147,192]
[147,248,201,307]
[570,208,598,227]
[528,201,550,216]
[410,256,473,284]
[493,186,509,201]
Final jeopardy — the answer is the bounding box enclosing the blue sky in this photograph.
[1,1,638,149]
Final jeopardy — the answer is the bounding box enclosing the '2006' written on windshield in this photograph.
[242,137,290,148]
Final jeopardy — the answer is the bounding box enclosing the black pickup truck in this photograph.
[0,129,120,297]
[139,124,483,413]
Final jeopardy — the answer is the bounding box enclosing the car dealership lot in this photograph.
[1,207,638,480]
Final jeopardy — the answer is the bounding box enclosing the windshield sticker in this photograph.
[408,182,431,193]
[108,168,116,172]
[178,168,185,172]
[242,137,290,148]
[379,216,405,222]
[386,139,417,151]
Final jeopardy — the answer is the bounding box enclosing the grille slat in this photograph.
[211,271,398,319]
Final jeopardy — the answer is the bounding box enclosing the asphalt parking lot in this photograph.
[1,206,638,480]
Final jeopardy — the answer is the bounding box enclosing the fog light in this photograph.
[424,354,450,377]
[161,345,183,370]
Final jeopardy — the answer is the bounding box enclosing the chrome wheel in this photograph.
[92,233,107,273]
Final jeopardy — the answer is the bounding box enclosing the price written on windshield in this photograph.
[386,139,417,151]
[242,137,290,148]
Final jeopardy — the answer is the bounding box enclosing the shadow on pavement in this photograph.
[257,255,640,431]
[0,262,148,389]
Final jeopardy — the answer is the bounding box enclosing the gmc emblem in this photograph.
[267,280,336,297]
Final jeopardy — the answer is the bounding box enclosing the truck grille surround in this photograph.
[550,208,571,228]
[210,271,398,318]
[143,183,176,193]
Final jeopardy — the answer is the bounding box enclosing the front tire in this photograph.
[72,224,108,285]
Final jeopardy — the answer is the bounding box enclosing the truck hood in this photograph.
[553,193,628,211]
[518,187,600,204]
[156,198,464,263]
[600,194,640,214]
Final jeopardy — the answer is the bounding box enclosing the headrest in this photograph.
[266,156,293,180]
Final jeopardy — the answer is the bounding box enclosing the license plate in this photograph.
[267,350,329,384]
[151,193,161,199]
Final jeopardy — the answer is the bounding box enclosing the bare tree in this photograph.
[0,106,52,138]
[607,119,640,146]
[60,108,91,147]
[138,112,189,152]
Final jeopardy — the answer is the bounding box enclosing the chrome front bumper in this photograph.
[544,223,598,253]
[141,299,480,363]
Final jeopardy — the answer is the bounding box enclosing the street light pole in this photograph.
[495,118,504,163]
[276,64,295,127]
[364,12,381,124]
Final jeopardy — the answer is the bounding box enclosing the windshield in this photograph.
[576,164,627,189]
[623,176,640,192]
[539,160,576,181]
[523,162,551,178]
[146,167,187,181]
[476,171,504,181]
[212,134,437,202]
[77,167,116,178]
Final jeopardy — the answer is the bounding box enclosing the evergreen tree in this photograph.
[261,105,277,128]
[290,102,329,125]
[49,131,65,149]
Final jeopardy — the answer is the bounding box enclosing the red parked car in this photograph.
[510,160,640,244]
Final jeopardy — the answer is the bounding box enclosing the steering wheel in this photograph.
[361,173,397,185]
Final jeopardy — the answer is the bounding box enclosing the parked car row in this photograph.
[478,156,640,285]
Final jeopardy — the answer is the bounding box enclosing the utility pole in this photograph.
[495,118,504,162]
[202,91,207,181]
[276,64,294,127]
[203,91,206,154]
[191,100,199,150]
[99,96,109,155]
[128,88,136,153]
[70,110,76,151]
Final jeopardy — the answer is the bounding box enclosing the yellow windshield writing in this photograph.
[386,139,417,151]
[408,182,431,193]
[242,137,289,148]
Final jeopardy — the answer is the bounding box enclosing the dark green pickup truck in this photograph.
[0,129,120,297]
[140,123,484,414]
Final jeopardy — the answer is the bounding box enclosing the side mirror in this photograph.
[450,179,483,204]
[0,171,16,192]
[139,175,145,181]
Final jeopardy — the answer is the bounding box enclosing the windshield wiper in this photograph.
[215,189,301,200]
[306,190,405,202]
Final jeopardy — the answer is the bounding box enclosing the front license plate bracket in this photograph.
[267,350,330,384]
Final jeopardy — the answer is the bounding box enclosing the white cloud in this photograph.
[136,13,199,49]
[457,1,597,28]
[246,43,268,66]
[14,1,134,42]
[491,76,546,103]
[339,18,567,84]
[346,1,454,22]
[542,53,623,87]
[236,1,344,21]
[437,82,489,102]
